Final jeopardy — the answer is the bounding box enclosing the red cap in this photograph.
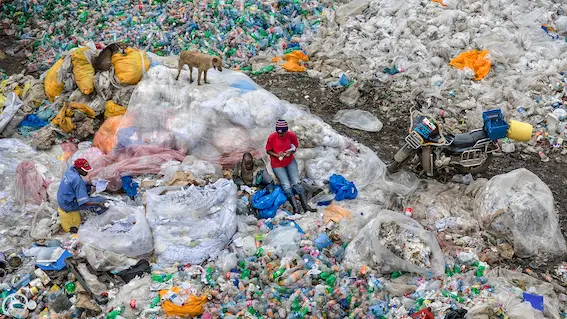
[74,158,92,172]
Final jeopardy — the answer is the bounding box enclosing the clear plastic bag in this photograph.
[81,244,138,272]
[145,179,237,265]
[333,109,383,132]
[263,227,301,256]
[344,210,445,276]
[78,205,153,257]
[473,168,567,258]
[109,276,152,318]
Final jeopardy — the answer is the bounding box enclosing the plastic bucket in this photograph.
[58,207,82,232]
[507,120,533,142]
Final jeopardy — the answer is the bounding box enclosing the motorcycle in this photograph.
[388,108,533,176]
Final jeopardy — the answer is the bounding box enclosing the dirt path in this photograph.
[252,73,567,239]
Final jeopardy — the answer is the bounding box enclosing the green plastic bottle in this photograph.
[272,268,285,280]
[106,307,124,319]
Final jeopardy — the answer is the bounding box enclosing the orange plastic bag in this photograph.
[280,51,309,72]
[449,49,491,80]
[51,102,95,133]
[432,0,446,6]
[159,288,208,317]
[323,203,352,224]
[112,47,150,85]
[72,47,95,95]
[93,115,124,154]
[104,100,127,119]
[44,59,64,101]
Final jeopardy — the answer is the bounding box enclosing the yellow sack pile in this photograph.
[51,101,95,133]
[449,49,491,81]
[72,47,95,95]
[104,100,127,119]
[159,288,208,317]
[112,48,150,85]
[273,50,309,72]
[44,59,65,101]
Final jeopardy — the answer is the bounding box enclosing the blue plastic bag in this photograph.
[252,186,287,219]
[329,174,358,201]
[121,176,139,198]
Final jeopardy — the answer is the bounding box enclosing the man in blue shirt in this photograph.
[57,158,107,214]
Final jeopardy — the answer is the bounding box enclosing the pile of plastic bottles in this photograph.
[144,226,502,319]
[0,0,333,73]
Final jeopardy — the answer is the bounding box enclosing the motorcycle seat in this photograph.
[451,130,489,149]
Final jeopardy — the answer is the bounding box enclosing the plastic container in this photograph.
[507,120,533,142]
[314,233,332,250]
[482,109,509,140]
[57,207,81,232]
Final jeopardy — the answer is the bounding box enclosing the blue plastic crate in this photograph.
[483,109,509,140]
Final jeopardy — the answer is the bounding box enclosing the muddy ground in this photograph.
[252,73,567,244]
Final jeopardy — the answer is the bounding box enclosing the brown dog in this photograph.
[93,42,128,72]
[176,51,223,85]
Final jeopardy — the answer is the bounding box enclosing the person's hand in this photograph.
[98,202,106,208]
[284,152,291,157]
[277,152,285,158]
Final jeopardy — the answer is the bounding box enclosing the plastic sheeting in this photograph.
[114,66,387,189]
[344,210,445,276]
[333,109,383,132]
[473,168,567,258]
[145,179,237,266]
[78,205,153,258]
[87,145,185,192]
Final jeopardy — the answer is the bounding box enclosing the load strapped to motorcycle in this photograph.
[388,108,533,176]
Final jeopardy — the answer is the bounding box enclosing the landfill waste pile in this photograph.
[0,0,333,73]
[306,0,567,159]
[0,51,566,319]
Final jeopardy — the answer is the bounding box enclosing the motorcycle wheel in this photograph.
[387,144,415,174]
[455,153,493,174]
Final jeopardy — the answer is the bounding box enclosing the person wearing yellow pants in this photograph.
[57,158,107,232]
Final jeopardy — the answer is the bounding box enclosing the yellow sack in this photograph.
[104,100,126,119]
[51,102,95,133]
[449,49,491,81]
[323,203,352,224]
[72,47,95,95]
[159,288,207,317]
[45,59,65,101]
[280,50,309,72]
[112,47,150,85]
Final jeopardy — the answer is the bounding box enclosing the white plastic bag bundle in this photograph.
[333,109,383,132]
[0,93,23,134]
[473,168,567,258]
[78,205,153,257]
[344,210,445,276]
[145,179,237,265]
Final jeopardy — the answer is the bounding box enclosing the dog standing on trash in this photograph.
[93,42,128,72]
[176,51,223,85]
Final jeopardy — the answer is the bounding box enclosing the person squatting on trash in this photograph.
[266,119,316,214]
[57,158,107,215]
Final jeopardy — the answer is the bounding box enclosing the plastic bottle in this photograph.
[106,307,126,319]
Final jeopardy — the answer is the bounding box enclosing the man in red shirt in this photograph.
[266,119,316,214]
